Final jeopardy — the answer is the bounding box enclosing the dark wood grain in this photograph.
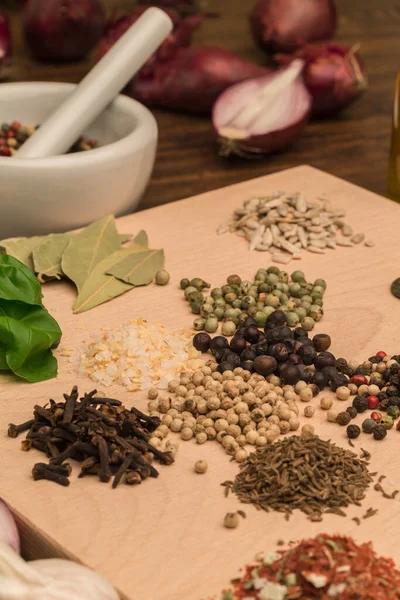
[3,0,398,209]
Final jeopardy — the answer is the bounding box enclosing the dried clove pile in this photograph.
[222,435,377,522]
[8,386,174,488]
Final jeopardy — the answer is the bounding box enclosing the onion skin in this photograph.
[23,0,106,62]
[250,0,337,53]
[212,62,311,158]
[0,11,11,79]
[0,499,20,554]
[97,8,201,73]
[128,46,269,114]
[275,42,367,116]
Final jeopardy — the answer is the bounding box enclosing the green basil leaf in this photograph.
[0,254,43,306]
[0,301,61,382]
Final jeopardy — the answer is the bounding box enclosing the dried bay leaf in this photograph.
[133,230,148,247]
[33,233,70,282]
[119,233,132,245]
[107,248,164,286]
[0,236,46,271]
[73,244,147,314]
[62,215,121,292]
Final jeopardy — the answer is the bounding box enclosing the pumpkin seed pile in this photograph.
[222,435,376,521]
[217,191,374,263]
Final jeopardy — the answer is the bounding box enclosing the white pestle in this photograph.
[16,7,172,159]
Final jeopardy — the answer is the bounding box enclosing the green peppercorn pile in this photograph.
[180,267,326,335]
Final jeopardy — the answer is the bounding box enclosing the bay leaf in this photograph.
[61,214,121,292]
[0,236,46,271]
[73,244,147,314]
[107,248,164,286]
[33,233,70,282]
[119,233,132,245]
[133,230,148,247]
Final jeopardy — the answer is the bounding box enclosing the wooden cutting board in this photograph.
[2,165,400,600]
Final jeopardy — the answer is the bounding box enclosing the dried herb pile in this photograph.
[8,386,174,488]
[0,217,166,313]
[222,534,400,600]
[222,435,374,521]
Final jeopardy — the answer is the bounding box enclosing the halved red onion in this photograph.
[213,59,311,158]
[0,498,20,553]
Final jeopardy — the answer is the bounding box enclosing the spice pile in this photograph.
[8,387,175,488]
[0,217,167,313]
[71,318,200,391]
[217,192,373,262]
[0,121,98,157]
[222,534,400,600]
[321,351,400,442]
[147,359,304,463]
[182,267,325,334]
[193,314,334,388]
[222,435,378,521]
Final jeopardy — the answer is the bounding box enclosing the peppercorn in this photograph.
[381,415,394,430]
[280,364,301,385]
[193,332,211,352]
[337,412,352,426]
[370,411,382,423]
[204,316,218,333]
[346,424,361,439]
[388,396,400,407]
[155,269,170,285]
[350,375,368,386]
[346,406,358,419]
[194,460,208,474]
[362,419,377,434]
[314,352,336,371]
[320,396,333,410]
[210,336,229,354]
[376,351,387,360]
[352,396,369,413]
[253,355,277,377]
[367,395,379,409]
[312,333,331,352]
[387,405,400,419]
[223,512,240,529]
[336,386,351,401]
[373,425,387,440]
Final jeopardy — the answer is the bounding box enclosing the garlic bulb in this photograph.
[0,541,119,600]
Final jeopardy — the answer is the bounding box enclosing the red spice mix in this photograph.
[222,534,400,600]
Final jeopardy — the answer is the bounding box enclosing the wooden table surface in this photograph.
[4,0,399,209]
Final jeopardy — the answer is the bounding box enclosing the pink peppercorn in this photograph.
[1,147,11,156]
[350,375,368,386]
[376,351,387,360]
[367,395,379,409]
[6,130,14,138]
[371,411,382,423]
[11,121,20,130]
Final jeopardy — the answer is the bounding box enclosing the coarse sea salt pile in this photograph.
[68,318,201,392]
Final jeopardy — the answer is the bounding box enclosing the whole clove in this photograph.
[9,387,174,489]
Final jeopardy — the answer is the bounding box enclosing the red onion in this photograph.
[0,498,20,554]
[0,12,11,80]
[23,0,106,61]
[275,42,367,116]
[212,59,311,158]
[97,7,201,74]
[250,0,337,53]
[128,46,269,114]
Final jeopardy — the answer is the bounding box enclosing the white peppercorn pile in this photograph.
[147,361,305,463]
